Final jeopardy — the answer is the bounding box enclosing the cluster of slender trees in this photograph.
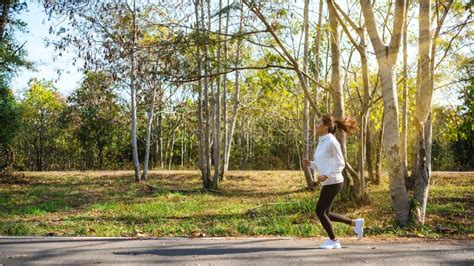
[1,0,472,226]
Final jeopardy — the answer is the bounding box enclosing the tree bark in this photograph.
[302,0,315,190]
[194,0,208,188]
[330,0,370,200]
[312,0,324,146]
[202,0,212,189]
[220,0,230,180]
[412,0,434,224]
[360,0,409,224]
[142,81,158,180]
[401,0,409,181]
[130,0,140,182]
[375,111,384,185]
[412,0,453,225]
[222,0,243,178]
[366,119,374,181]
[212,0,223,189]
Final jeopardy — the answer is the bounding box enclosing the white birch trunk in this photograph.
[413,0,432,225]
[130,0,140,182]
[401,0,409,180]
[194,0,208,187]
[412,0,453,225]
[360,0,410,224]
[220,0,230,180]
[142,81,158,180]
[212,0,223,188]
[302,0,314,189]
[222,0,243,178]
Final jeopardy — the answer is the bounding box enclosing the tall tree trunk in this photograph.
[379,62,410,223]
[202,0,212,189]
[360,0,410,224]
[167,135,175,170]
[328,0,357,199]
[194,0,208,188]
[220,0,230,180]
[359,29,371,198]
[130,0,140,182]
[375,112,384,185]
[324,28,330,113]
[302,0,315,190]
[312,0,324,147]
[181,122,185,168]
[412,0,432,225]
[212,0,223,189]
[327,0,344,149]
[401,0,409,181]
[157,104,164,169]
[412,0,453,225]
[359,47,369,198]
[366,119,374,181]
[331,0,371,200]
[142,81,158,180]
[222,0,243,178]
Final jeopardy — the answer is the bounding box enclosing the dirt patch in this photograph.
[0,172,27,185]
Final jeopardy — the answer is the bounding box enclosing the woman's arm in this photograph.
[324,141,345,178]
[303,158,318,171]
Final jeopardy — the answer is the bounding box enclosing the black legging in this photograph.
[316,182,352,240]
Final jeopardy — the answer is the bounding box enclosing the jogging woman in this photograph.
[303,114,364,249]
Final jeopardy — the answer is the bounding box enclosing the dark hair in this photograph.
[322,114,358,134]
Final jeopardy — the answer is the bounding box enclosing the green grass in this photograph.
[0,170,472,238]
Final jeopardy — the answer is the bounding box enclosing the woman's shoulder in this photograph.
[328,134,341,147]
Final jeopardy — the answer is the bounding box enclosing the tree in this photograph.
[411,0,456,225]
[360,0,410,224]
[453,81,474,170]
[243,0,325,189]
[302,0,314,190]
[0,1,29,171]
[67,71,123,170]
[0,0,30,83]
[19,79,65,171]
[0,85,19,170]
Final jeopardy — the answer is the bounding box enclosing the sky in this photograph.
[11,2,83,98]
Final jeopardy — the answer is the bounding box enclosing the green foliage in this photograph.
[15,79,65,170]
[0,85,20,170]
[66,71,127,169]
[0,86,19,148]
[453,78,474,170]
[0,1,31,83]
[432,57,474,171]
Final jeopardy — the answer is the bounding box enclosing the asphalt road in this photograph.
[0,237,472,265]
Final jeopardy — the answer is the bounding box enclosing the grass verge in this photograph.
[0,170,472,238]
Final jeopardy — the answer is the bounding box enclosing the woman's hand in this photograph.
[303,159,311,167]
[317,175,328,182]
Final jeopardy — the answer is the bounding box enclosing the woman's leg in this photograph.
[326,184,352,225]
[316,183,344,240]
[328,212,353,225]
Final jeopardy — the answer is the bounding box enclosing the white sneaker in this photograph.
[353,218,364,239]
[319,239,341,249]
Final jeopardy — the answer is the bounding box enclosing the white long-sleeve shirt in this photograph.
[309,133,345,186]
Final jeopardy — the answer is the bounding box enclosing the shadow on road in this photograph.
[113,247,316,257]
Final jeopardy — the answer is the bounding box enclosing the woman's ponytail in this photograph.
[334,117,358,134]
[322,114,358,134]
